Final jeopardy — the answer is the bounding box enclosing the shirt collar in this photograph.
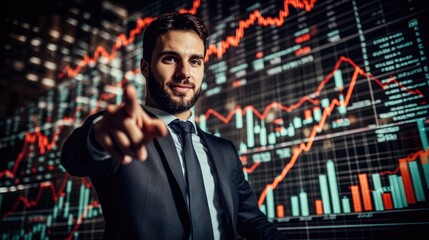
[143,105,199,134]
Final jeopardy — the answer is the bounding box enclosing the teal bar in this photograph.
[417,119,428,150]
[266,187,275,219]
[293,117,302,129]
[313,107,321,122]
[423,163,429,189]
[287,123,295,137]
[84,188,90,219]
[334,69,344,89]
[327,160,341,213]
[244,171,248,181]
[291,196,300,216]
[246,108,254,148]
[199,114,206,132]
[78,184,85,217]
[58,195,64,210]
[409,161,426,201]
[299,191,309,216]
[53,206,58,220]
[372,173,382,191]
[318,174,331,214]
[47,216,52,227]
[341,196,351,213]
[396,176,408,208]
[64,201,70,218]
[268,132,276,145]
[338,95,347,114]
[260,122,267,146]
[236,109,243,129]
[388,175,403,209]
[68,214,73,232]
[371,191,384,211]
[259,204,267,215]
[321,98,330,108]
[371,173,384,211]
[40,224,46,240]
[239,141,247,153]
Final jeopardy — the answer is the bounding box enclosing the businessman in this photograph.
[61,12,286,240]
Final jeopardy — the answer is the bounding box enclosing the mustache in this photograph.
[167,78,195,89]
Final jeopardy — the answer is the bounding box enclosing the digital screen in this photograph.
[1,0,429,239]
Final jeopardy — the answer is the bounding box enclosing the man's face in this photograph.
[143,30,205,115]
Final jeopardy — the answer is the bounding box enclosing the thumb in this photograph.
[123,85,141,117]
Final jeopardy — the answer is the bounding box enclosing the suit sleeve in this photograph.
[227,141,287,240]
[60,112,119,177]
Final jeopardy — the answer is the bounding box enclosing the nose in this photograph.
[175,61,190,79]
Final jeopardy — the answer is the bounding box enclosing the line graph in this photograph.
[2,0,428,239]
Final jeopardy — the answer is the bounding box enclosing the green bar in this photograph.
[327,160,341,213]
[396,176,408,208]
[78,184,85,217]
[58,195,64,210]
[313,107,321,122]
[260,121,267,146]
[259,204,266,215]
[338,95,347,114]
[199,114,206,132]
[236,109,243,129]
[266,187,275,219]
[423,163,429,189]
[291,196,300,216]
[318,175,331,214]
[334,69,344,89]
[287,123,295,137]
[268,132,276,145]
[409,160,426,201]
[417,119,428,150]
[299,191,309,216]
[341,196,351,213]
[371,173,384,211]
[388,175,402,209]
[246,108,254,148]
[321,98,330,108]
[293,117,302,129]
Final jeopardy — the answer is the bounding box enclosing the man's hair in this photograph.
[142,12,208,62]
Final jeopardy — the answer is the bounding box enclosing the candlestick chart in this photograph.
[1,0,429,239]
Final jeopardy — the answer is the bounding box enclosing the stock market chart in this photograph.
[1,0,429,239]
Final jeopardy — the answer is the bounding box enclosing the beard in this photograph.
[146,73,201,115]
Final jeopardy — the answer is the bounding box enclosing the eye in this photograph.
[162,56,178,64]
[189,58,202,67]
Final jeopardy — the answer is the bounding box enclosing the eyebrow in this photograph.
[158,50,204,59]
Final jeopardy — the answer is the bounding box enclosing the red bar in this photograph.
[399,159,416,204]
[276,205,285,218]
[350,185,362,212]
[382,193,393,210]
[358,173,373,211]
[315,199,323,215]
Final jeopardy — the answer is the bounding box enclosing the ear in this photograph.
[140,58,149,78]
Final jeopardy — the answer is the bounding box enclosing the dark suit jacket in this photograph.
[61,112,286,240]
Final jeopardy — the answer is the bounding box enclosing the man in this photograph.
[61,12,286,240]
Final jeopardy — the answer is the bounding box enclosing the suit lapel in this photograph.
[143,109,188,205]
[153,134,187,202]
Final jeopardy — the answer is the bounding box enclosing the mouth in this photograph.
[170,83,193,94]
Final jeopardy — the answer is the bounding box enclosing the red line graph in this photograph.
[254,56,424,206]
[0,118,73,179]
[58,0,201,79]
[58,0,317,79]
[204,56,423,124]
[1,174,71,221]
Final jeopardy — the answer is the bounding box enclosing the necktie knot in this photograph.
[170,119,195,135]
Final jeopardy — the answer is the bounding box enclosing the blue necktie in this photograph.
[170,120,214,240]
